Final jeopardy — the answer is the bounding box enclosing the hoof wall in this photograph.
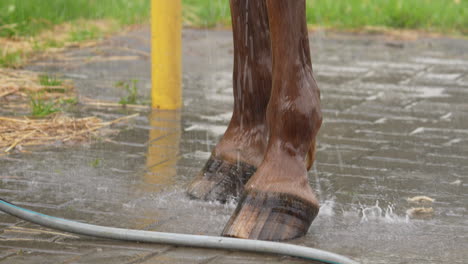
[221,190,319,241]
[187,156,256,202]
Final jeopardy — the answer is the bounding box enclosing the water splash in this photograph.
[360,201,409,224]
[319,199,335,217]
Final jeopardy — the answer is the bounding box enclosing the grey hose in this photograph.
[0,199,358,264]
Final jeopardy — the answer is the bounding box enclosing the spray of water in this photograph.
[360,201,409,224]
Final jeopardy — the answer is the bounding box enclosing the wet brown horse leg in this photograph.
[222,0,322,241]
[187,0,272,202]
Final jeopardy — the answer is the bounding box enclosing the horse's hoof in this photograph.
[221,190,319,241]
[187,156,256,202]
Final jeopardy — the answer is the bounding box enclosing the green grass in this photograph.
[39,74,63,86]
[0,49,22,68]
[0,0,466,38]
[30,95,60,117]
[181,0,467,35]
[117,80,140,105]
[69,27,100,42]
[0,0,151,37]
[305,0,467,34]
[89,158,102,168]
[182,0,231,27]
[58,97,78,105]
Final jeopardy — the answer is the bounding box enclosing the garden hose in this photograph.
[0,199,358,264]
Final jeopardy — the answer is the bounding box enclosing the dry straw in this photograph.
[0,114,139,154]
[1,69,140,154]
[0,68,73,101]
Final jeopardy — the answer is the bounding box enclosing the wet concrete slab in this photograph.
[0,27,467,263]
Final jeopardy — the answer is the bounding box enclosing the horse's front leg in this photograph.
[187,0,272,202]
[222,0,322,241]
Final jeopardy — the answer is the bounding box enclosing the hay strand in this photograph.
[1,113,138,153]
[0,68,73,101]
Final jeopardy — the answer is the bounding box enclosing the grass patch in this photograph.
[43,39,63,49]
[0,19,119,68]
[30,94,60,117]
[1,69,76,115]
[305,0,467,34]
[58,97,78,105]
[182,0,231,27]
[69,26,101,42]
[29,93,76,118]
[39,74,63,86]
[0,49,23,68]
[0,1,147,67]
[89,158,102,168]
[0,0,150,38]
[4,0,462,36]
[181,0,467,35]
[117,80,140,105]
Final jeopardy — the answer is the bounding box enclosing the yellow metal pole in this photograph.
[151,0,182,109]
